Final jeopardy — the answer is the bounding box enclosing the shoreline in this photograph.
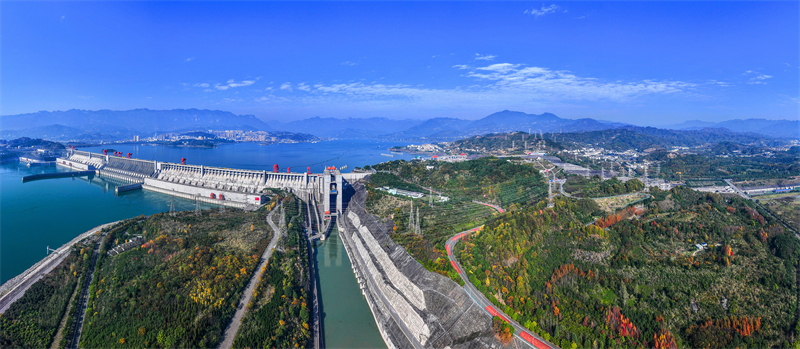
[0,220,121,313]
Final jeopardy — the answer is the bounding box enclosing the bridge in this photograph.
[56,149,368,239]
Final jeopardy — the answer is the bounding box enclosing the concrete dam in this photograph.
[56,150,367,229]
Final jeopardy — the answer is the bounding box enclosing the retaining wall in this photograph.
[339,182,514,349]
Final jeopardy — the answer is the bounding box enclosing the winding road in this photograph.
[447,202,556,349]
[217,204,284,349]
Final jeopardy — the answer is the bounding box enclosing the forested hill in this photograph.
[455,185,799,349]
[552,127,786,150]
[442,127,786,154]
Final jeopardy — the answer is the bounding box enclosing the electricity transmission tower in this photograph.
[536,160,562,207]
[169,197,176,217]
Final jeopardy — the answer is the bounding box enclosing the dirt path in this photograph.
[49,279,81,349]
[217,205,283,349]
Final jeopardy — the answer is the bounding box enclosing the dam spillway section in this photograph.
[55,149,367,218]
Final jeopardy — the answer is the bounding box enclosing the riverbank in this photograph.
[0,221,120,313]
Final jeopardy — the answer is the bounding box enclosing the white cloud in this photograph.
[270,62,695,112]
[341,61,358,66]
[525,4,560,17]
[464,63,693,101]
[706,80,731,87]
[298,83,311,92]
[474,53,497,61]
[186,57,195,62]
[214,79,257,90]
[453,64,470,70]
[475,63,521,73]
[194,83,210,88]
[743,70,773,84]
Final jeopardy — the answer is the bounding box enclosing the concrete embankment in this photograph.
[338,182,517,349]
[114,182,143,194]
[0,221,120,313]
[21,170,96,182]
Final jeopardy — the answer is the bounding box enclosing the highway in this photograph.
[447,202,556,349]
[725,179,800,236]
[218,203,286,349]
[724,179,750,199]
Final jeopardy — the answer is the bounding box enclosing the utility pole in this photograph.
[169,196,176,217]
[409,200,414,231]
[195,196,201,216]
[416,208,421,235]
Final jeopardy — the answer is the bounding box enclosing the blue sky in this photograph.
[2,1,798,125]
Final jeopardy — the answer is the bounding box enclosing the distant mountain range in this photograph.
[663,119,799,139]
[271,116,424,139]
[0,109,272,141]
[1,108,797,142]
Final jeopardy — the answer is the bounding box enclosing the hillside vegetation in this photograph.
[79,206,274,348]
[364,158,547,281]
[233,194,311,349]
[0,242,92,348]
[456,186,799,348]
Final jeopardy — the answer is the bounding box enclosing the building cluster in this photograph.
[376,186,450,202]
[136,130,301,143]
[406,143,444,152]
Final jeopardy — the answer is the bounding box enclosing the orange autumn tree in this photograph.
[596,206,645,229]
[606,307,640,339]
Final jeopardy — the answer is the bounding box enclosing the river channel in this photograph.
[1,140,413,346]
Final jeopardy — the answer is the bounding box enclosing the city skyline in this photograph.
[2,1,798,125]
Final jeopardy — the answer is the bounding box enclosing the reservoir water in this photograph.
[0,140,414,345]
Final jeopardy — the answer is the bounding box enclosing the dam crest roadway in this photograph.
[53,149,367,239]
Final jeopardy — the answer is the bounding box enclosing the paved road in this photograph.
[447,199,555,349]
[0,251,70,314]
[727,179,800,236]
[446,230,555,349]
[472,200,506,214]
[724,179,751,200]
[0,222,116,314]
[218,204,284,349]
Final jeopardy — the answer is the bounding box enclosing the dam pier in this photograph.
[54,149,367,237]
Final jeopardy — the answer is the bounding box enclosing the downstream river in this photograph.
[1,140,409,347]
